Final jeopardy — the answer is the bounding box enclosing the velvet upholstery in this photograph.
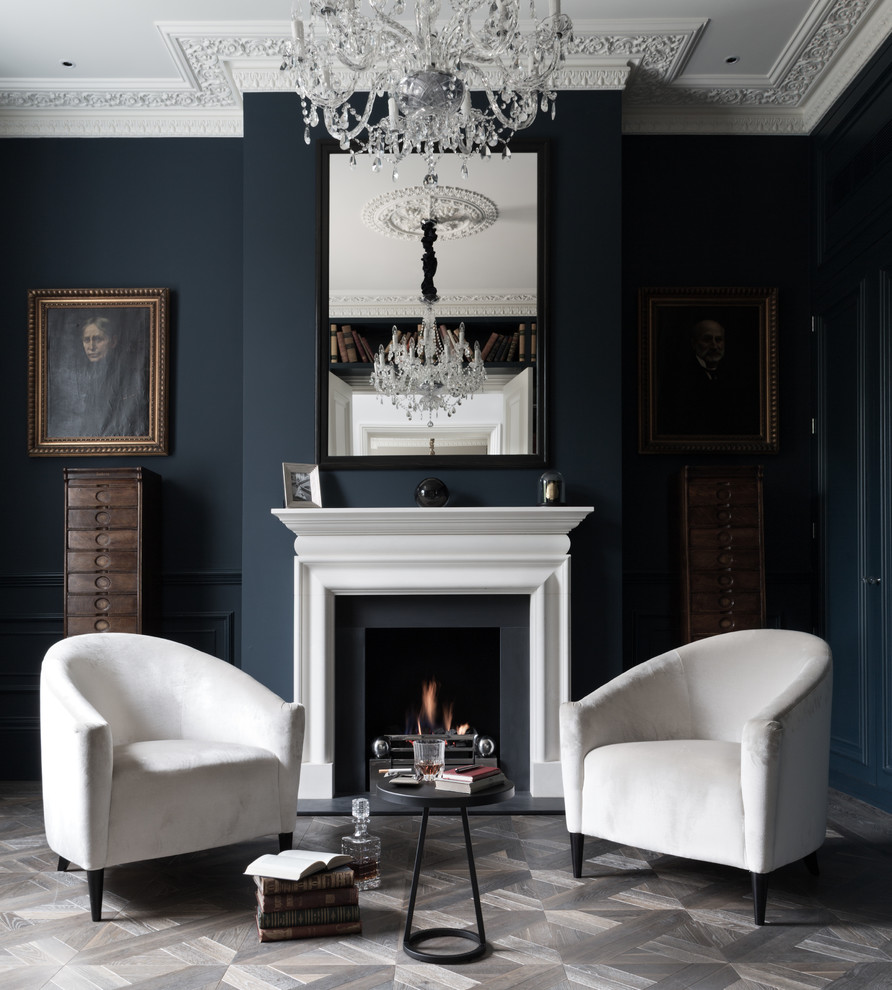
[559,629,832,924]
[40,633,305,919]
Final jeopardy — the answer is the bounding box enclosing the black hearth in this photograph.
[334,595,529,795]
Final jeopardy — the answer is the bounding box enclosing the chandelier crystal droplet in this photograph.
[281,0,573,182]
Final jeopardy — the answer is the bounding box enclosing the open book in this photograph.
[244,849,353,882]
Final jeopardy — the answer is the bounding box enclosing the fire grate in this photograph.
[369,731,497,780]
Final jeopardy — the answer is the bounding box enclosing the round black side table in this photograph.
[376,777,515,963]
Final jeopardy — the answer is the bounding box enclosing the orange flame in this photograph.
[421,680,437,725]
[409,679,470,735]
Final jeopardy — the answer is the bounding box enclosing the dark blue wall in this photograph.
[621,135,815,662]
[0,94,825,782]
[1,138,244,774]
[241,92,624,702]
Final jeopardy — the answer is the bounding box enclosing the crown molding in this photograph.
[0,3,888,138]
[622,0,884,134]
[329,292,536,320]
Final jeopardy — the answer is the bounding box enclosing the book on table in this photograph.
[434,765,507,792]
[438,764,503,783]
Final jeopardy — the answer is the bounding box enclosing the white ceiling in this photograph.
[1,0,890,137]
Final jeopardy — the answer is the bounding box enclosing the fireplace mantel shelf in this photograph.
[272,505,593,539]
[273,504,594,800]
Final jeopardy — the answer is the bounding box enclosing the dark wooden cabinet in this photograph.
[679,465,766,643]
[63,467,160,636]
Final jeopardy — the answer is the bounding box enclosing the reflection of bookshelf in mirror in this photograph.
[328,320,537,373]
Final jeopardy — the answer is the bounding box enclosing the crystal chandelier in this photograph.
[281,0,573,182]
[371,215,487,425]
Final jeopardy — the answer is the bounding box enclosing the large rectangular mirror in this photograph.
[316,139,548,468]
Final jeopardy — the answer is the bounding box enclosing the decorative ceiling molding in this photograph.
[361,187,499,242]
[622,0,884,134]
[0,3,888,138]
[329,292,536,320]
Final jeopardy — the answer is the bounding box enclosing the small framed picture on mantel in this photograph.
[637,286,778,454]
[282,462,322,508]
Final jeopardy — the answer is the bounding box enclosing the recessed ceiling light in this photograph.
[60,60,76,68]
[725,56,740,64]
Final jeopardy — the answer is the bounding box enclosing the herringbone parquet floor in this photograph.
[2,782,891,989]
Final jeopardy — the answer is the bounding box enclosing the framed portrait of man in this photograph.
[27,287,169,456]
[638,286,778,454]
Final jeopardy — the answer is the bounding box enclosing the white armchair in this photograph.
[559,628,832,925]
[40,633,305,921]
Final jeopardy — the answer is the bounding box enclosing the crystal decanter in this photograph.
[341,797,381,890]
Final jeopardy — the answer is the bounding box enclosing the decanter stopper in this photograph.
[341,797,381,890]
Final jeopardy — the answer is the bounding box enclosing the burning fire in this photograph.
[411,679,471,735]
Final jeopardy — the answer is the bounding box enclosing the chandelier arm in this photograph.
[477,83,534,132]
[291,55,359,109]
[458,8,521,65]
[357,9,418,65]
[322,88,383,143]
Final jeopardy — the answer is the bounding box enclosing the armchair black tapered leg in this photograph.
[278,832,293,852]
[57,856,70,872]
[570,833,584,878]
[751,872,768,926]
[803,851,820,877]
[87,869,104,922]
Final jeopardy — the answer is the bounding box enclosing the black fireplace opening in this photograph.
[334,595,529,795]
[365,626,501,738]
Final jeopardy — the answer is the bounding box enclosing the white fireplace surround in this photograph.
[272,506,593,799]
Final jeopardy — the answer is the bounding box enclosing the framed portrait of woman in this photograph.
[27,287,169,456]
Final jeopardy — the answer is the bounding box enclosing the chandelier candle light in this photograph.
[282,0,573,184]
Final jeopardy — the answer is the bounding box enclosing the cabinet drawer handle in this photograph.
[862,576,882,585]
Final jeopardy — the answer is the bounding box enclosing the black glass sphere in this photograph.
[414,477,449,507]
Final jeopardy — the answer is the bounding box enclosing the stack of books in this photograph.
[245,849,362,942]
[434,764,507,793]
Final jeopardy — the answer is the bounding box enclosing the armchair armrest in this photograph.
[560,649,691,831]
[40,663,114,871]
[183,659,306,829]
[740,654,832,873]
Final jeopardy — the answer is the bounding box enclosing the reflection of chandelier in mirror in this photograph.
[371,214,487,426]
[281,0,573,183]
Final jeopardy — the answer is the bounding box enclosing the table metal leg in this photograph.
[402,806,487,962]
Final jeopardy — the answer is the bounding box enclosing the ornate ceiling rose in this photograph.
[361,186,499,242]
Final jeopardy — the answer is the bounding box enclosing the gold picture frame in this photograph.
[638,286,778,454]
[282,462,322,508]
[27,287,169,456]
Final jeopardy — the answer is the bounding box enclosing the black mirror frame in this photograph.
[315,138,549,469]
